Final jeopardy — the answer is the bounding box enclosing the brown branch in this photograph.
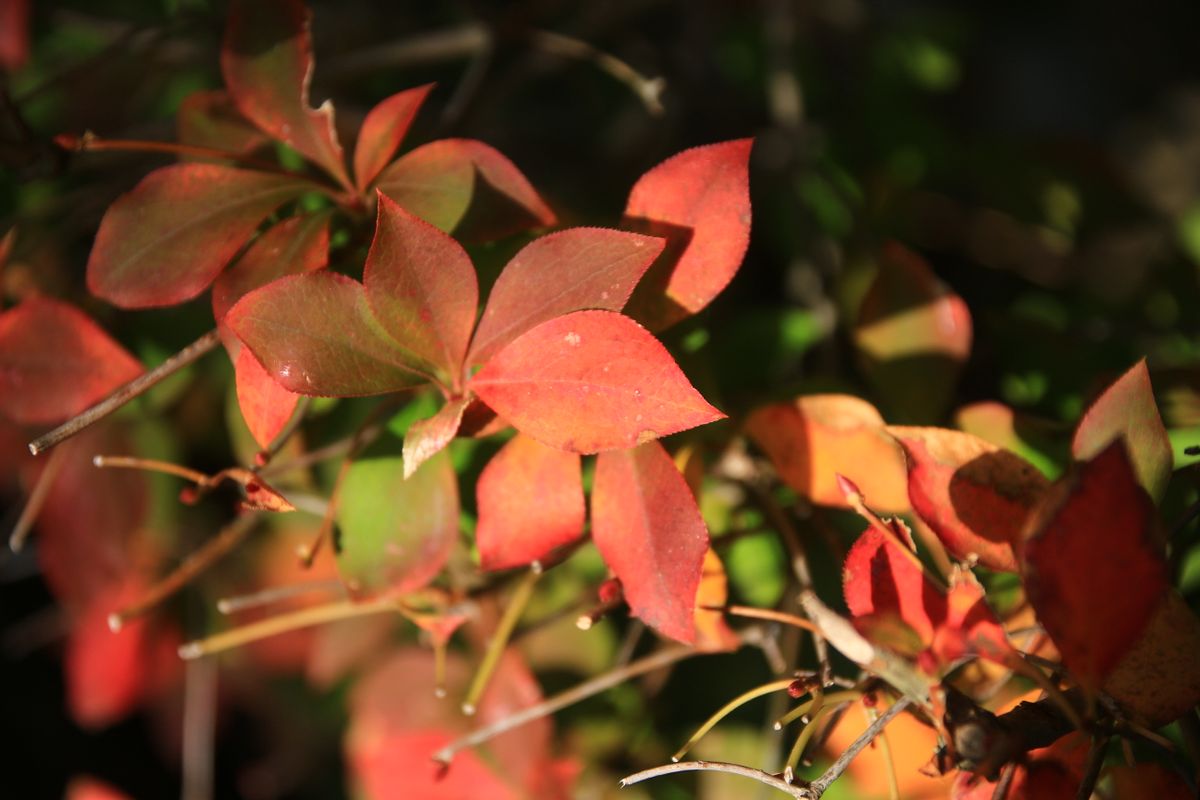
[29,328,222,455]
[8,442,68,551]
[1074,735,1110,800]
[806,696,913,796]
[527,29,665,116]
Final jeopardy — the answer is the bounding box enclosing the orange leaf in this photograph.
[693,547,739,652]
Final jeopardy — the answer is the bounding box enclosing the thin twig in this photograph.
[8,443,68,551]
[256,422,387,480]
[217,578,344,615]
[1074,735,1110,800]
[715,604,820,634]
[109,514,259,631]
[461,564,541,715]
[674,678,797,762]
[181,657,218,800]
[528,29,665,115]
[256,396,311,468]
[434,644,695,765]
[29,328,222,455]
[620,760,806,798]
[323,24,490,81]
[990,763,1017,800]
[806,696,913,796]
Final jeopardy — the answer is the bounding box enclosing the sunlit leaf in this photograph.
[1022,441,1168,689]
[364,194,478,384]
[402,396,469,479]
[335,448,458,598]
[227,271,431,396]
[694,547,739,652]
[0,297,142,426]
[854,243,972,422]
[889,426,1049,572]
[1071,358,1172,502]
[86,164,309,308]
[221,0,350,187]
[745,394,909,512]
[468,228,665,366]
[375,138,555,237]
[592,440,710,643]
[623,139,753,331]
[844,525,941,646]
[475,433,584,571]
[470,310,724,453]
[354,84,433,191]
[954,401,1063,479]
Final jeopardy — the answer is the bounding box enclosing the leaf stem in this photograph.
[8,442,68,551]
[109,514,259,631]
[784,701,829,783]
[673,678,797,762]
[29,328,222,456]
[217,578,344,615]
[94,454,210,485]
[775,691,861,730]
[527,29,665,116]
[461,564,542,715]
[434,643,696,765]
[714,604,820,634]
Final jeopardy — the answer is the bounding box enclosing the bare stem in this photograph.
[434,644,695,765]
[109,514,259,631]
[716,604,820,634]
[775,691,861,730]
[29,328,222,456]
[256,422,387,480]
[217,578,344,615]
[94,454,210,485]
[9,443,68,551]
[783,692,827,780]
[528,29,665,116]
[178,597,400,659]
[620,760,807,798]
[298,456,350,566]
[1074,735,1109,800]
[806,696,913,796]
[256,396,311,468]
[461,564,542,715]
[181,657,218,800]
[673,678,797,762]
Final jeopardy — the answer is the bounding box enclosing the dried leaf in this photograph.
[469,310,724,453]
[354,84,433,191]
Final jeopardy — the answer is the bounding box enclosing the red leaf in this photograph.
[854,243,972,421]
[65,580,151,728]
[234,347,299,448]
[1106,763,1192,799]
[364,194,478,385]
[66,778,132,800]
[475,433,584,571]
[403,396,469,479]
[375,138,555,236]
[1071,358,1172,502]
[467,228,665,366]
[0,0,29,71]
[844,525,942,646]
[0,297,142,426]
[1022,441,1168,689]
[952,732,1088,800]
[469,310,724,453]
[212,211,330,323]
[745,394,909,512]
[221,0,350,188]
[592,441,710,643]
[227,271,430,396]
[335,449,458,599]
[889,426,1049,573]
[86,164,308,308]
[354,84,433,191]
[931,568,1014,666]
[622,139,753,331]
[176,89,269,158]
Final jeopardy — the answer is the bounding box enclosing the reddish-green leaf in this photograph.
[176,89,269,158]
[364,194,478,385]
[221,0,350,188]
[889,426,1049,573]
[1071,359,1172,502]
[334,448,458,598]
[0,297,142,426]
[745,394,909,512]
[234,346,299,448]
[954,401,1063,479]
[87,164,309,308]
[854,243,972,422]
[227,271,430,396]
[592,441,710,643]
[622,139,753,331]
[1022,441,1169,689]
[375,138,555,236]
[353,84,433,191]
[212,211,330,323]
[476,433,584,571]
[467,228,665,366]
[402,396,469,479]
[469,310,724,453]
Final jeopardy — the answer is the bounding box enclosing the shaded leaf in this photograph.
[844,525,941,645]
[745,394,909,512]
[468,228,665,366]
[475,433,583,571]
[176,89,269,158]
[931,568,1013,666]
[221,0,350,187]
[854,243,972,422]
[951,732,1087,800]
[954,401,1064,479]
[889,426,1049,572]
[212,211,330,323]
[1071,359,1172,502]
[354,84,433,191]
[87,164,309,308]
[623,139,753,331]
[592,440,710,643]
[0,0,29,71]
[375,138,555,236]
[402,395,469,479]
[0,297,142,426]
[1022,441,1168,689]
[364,194,478,385]
[227,271,430,396]
[470,310,724,453]
[1105,763,1192,799]
[335,448,458,598]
